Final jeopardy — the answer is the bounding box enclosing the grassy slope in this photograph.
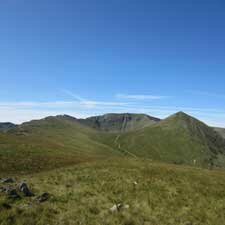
[1,114,225,224]
[1,112,225,174]
[114,112,225,168]
[1,158,225,225]
[0,116,121,174]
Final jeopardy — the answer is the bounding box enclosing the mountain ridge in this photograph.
[78,113,160,132]
[0,122,17,132]
[112,111,225,168]
[0,111,225,173]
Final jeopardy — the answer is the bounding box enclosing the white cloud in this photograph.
[116,94,168,100]
[0,91,224,127]
[0,108,90,124]
[0,101,75,108]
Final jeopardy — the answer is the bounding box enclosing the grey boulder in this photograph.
[36,192,49,203]
[18,182,34,197]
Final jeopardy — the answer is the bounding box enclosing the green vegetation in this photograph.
[113,112,225,168]
[1,159,225,225]
[0,112,225,174]
[0,112,225,224]
[0,115,121,174]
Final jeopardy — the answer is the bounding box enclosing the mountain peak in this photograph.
[173,111,191,118]
[167,111,197,123]
[55,114,77,121]
[78,113,160,132]
[158,111,210,133]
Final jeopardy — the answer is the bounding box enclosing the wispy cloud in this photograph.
[0,108,90,124]
[1,100,225,127]
[0,90,225,127]
[0,101,75,108]
[61,90,86,102]
[62,90,128,108]
[116,94,168,100]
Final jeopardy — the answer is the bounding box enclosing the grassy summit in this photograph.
[112,112,225,168]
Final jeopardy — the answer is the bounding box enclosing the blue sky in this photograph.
[0,0,225,126]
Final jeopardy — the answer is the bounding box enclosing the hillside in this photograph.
[78,113,160,132]
[0,112,225,174]
[112,112,225,168]
[1,159,225,225]
[0,115,121,174]
[0,122,17,132]
[214,127,225,139]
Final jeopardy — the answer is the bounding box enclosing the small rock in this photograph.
[109,203,130,213]
[117,203,123,211]
[18,182,34,197]
[109,204,118,213]
[0,187,6,192]
[6,188,20,199]
[133,181,138,185]
[36,192,49,203]
[1,178,14,183]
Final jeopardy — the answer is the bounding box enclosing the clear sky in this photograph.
[0,0,225,126]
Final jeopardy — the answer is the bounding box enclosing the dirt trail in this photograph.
[114,135,138,159]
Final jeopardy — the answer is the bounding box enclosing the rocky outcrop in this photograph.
[79,113,160,132]
[18,182,34,197]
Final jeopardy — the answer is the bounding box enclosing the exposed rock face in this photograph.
[18,182,34,197]
[214,127,225,139]
[79,113,160,132]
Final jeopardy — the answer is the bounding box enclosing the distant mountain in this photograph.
[113,112,225,168]
[0,112,225,173]
[78,113,160,132]
[0,122,17,132]
[0,115,120,173]
[214,127,225,139]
